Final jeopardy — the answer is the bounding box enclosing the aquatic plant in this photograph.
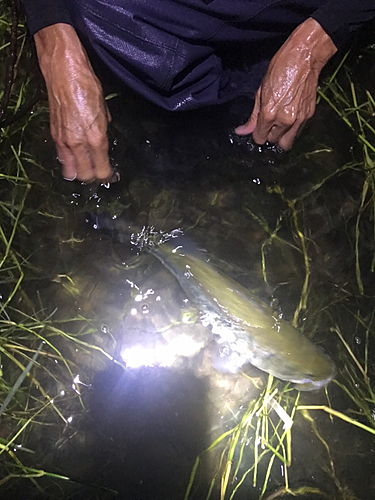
[0,4,118,497]
[184,49,375,500]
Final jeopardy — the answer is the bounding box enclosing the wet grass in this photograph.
[184,52,375,500]
[0,5,117,495]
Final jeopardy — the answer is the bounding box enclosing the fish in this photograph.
[87,215,336,391]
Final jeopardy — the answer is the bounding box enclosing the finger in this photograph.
[266,122,292,146]
[84,115,114,181]
[253,99,295,144]
[71,144,96,182]
[252,117,274,145]
[265,113,296,145]
[277,119,305,151]
[88,134,114,182]
[56,144,79,181]
[99,169,121,185]
[234,89,261,136]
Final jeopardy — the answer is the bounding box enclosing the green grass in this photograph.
[184,50,375,500]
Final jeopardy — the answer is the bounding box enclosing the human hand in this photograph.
[34,24,116,182]
[235,18,337,151]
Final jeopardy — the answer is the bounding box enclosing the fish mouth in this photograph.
[211,337,336,391]
[293,377,333,391]
[292,362,337,391]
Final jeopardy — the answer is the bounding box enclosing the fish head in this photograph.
[292,357,337,391]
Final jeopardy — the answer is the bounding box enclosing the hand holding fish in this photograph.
[235,18,337,151]
[34,24,114,183]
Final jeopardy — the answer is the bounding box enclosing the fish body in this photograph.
[149,230,336,391]
[87,214,336,390]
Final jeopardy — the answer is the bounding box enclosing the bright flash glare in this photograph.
[120,334,203,368]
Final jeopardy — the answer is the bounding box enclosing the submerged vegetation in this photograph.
[183,47,375,500]
[187,48,375,500]
[1,3,375,499]
[0,4,117,496]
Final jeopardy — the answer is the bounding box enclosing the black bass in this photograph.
[88,216,336,390]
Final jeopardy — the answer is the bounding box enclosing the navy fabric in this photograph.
[21,0,375,111]
[22,0,72,35]
[70,0,327,111]
[312,1,375,48]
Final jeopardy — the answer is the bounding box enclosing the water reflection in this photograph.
[88,365,211,500]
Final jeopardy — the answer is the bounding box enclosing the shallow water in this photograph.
[1,48,375,500]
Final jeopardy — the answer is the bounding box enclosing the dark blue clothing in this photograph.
[22,1,375,111]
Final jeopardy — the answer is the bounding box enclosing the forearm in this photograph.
[34,23,93,86]
[283,17,338,72]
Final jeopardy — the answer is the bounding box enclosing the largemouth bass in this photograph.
[88,215,336,391]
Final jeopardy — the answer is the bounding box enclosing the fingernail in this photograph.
[63,173,77,181]
[110,170,120,183]
[99,170,120,188]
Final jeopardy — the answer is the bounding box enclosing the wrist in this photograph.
[287,17,338,70]
[34,24,91,80]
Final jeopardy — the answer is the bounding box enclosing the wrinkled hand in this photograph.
[235,18,337,151]
[35,24,114,182]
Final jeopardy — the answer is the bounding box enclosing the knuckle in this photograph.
[66,138,84,149]
[87,133,107,150]
[279,111,295,127]
[53,130,81,149]
[262,108,276,123]
[62,131,86,149]
[283,116,295,127]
